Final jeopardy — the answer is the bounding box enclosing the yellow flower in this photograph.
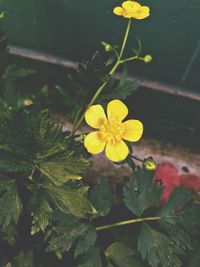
[84,99,143,162]
[113,1,150,20]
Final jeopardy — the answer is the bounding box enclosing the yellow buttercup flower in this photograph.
[84,99,143,162]
[113,1,150,20]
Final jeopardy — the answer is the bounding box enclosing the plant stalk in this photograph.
[71,19,132,135]
[96,216,161,231]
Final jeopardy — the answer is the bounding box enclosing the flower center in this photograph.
[98,116,125,144]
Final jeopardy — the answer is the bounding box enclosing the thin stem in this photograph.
[119,19,132,58]
[130,155,144,163]
[96,216,161,231]
[120,56,144,64]
[71,19,132,135]
[71,61,120,134]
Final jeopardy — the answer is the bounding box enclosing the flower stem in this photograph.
[71,19,132,135]
[130,155,144,162]
[96,216,161,231]
[119,19,132,58]
[120,56,144,64]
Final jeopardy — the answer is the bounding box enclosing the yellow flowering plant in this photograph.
[1,2,199,267]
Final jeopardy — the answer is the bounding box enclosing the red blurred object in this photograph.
[155,162,200,204]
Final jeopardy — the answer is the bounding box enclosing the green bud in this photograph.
[144,54,152,63]
[101,41,112,52]
[143,157,156,171]
[0,12,4,19]
[23,99,33,107]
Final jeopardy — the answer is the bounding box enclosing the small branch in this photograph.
[96,216,161,231]
[120,56,144,64]
[130,155,144,163]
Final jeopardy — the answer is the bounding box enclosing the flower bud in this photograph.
[101,41,113,52]
[143,158,156,171]
[144,54,152,63]
[23,99,33,107]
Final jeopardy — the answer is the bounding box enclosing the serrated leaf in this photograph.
[38,153,89,186]
[74,225,97,258]
[138,223,183,267]
[0,178,23,229]
[77,247,102,267]
[0,111,89,185]
[47,221,89,253]
[105,242,143,267]
[90,178,112,216]
[159,188,198,250]
[103,67,141,101]
[123,168,162,216]
[29,189,53,234]
[45,183,96,218]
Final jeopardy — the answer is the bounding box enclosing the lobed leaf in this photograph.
[123,168,162,216]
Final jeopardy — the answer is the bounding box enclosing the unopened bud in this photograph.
[143,158,156,171]
[144,54,152,63]
[23,99,33,107]
[101,41,113,52]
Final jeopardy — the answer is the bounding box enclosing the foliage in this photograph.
[0,4,199,267]
[123,168,162,216]
[90,178,113,217]
[56,53,141,122]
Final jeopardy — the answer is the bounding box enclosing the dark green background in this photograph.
[1,0,200,92]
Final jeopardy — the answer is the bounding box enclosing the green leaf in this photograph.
[90,179,113,216]
[45,183,96,218]
[12,251,33,267]
[29,189,53,234]
[105,242,143,267]
[38,152,89,186]
[0,111,89,184]
[47,221,89,253]
[138,223,183,267]
[0,178,22,229]
[74,225,97,258]
[103,67,141,101]
[159,188,199,250]
[77,247,102,267]
[2,224,17,246]
[123,168,162,216]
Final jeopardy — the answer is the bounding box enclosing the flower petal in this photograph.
[122,1,141,10]
[133,6,150,19]
[85,104,107,129]
[122,119,143,142]
[105,140,129,162]
[107,99,128,122]
[84,131,106,154]
[113,7,124,16]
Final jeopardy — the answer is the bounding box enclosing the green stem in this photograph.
[130,155,144,163]
[120,56,144,64]
[71,19,132,135]
[96,216,161,231]
[119,19,132,58]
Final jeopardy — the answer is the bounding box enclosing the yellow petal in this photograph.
[122,10,133,18]
[85,104,107,129]
[122,119,143,142]
[107,99,128,122]
[113,7,124,16]
[133,6,150,19]
[105,140,129,162]
[84,131,106,154]
[122,1,141,10]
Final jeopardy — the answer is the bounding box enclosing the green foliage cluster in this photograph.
[0,11,199,267]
